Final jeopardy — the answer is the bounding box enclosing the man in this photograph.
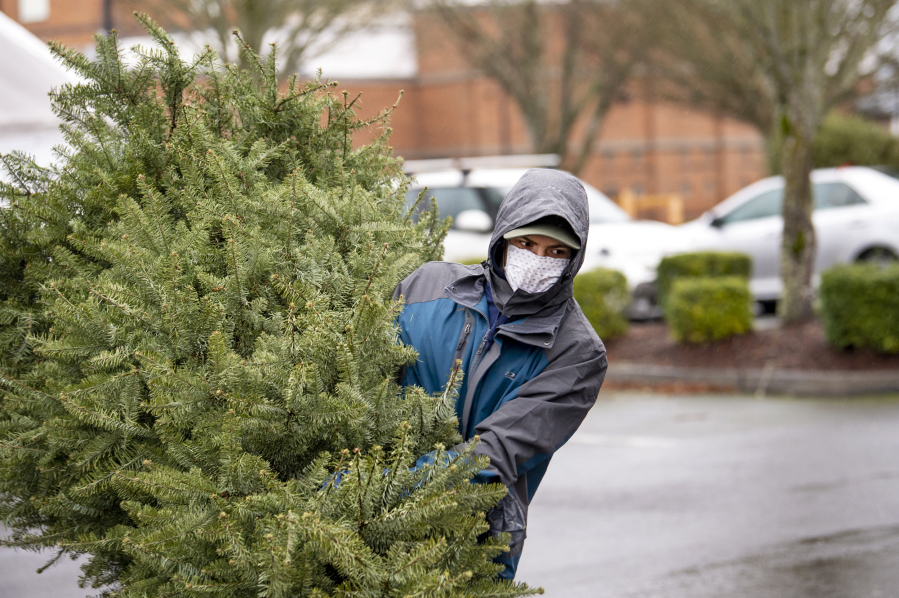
[394,168,607,579]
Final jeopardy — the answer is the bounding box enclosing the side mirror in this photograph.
[710,216,726,228]
[454,209,494,233]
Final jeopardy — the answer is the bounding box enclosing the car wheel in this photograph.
[856,247,899,267]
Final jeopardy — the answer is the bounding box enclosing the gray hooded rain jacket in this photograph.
[394,168,608,578]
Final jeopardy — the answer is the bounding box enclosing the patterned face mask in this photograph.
[504,243,571,294]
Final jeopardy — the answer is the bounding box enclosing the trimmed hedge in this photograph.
[573,267,630,340]
[665,276,753,343]
[656,251,752,305]
[813,112,899,170]
[820,264,899,353]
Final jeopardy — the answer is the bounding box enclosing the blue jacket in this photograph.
[394,169,608,578]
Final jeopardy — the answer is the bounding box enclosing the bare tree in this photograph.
[127,0,399,78]
[655,0,899,323]
[424,0,651,174]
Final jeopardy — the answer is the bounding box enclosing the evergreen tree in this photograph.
[0,15,540,597]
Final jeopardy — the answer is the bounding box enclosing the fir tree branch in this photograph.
[70,455,144,494]
[34,549,66,574]
[0,371,59,402]
[59,390,156,440]
[353,449,366,529]
[89,288,156,328]
[136,350,213,396]
[0,154,33,198]
[0,442,49,455]
[113,468,215,503]
[210,152,240,215]
[332,92,363,129]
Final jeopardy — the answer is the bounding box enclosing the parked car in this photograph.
[679,166,899,302]
[405,167,687,317]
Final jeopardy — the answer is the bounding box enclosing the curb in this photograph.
[607,362,899,396]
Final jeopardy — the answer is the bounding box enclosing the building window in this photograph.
[19,0,50,23]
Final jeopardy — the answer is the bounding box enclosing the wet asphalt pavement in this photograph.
[4,391,899,597]
[518,392,899,598]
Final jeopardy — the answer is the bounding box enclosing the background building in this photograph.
[1,0,769,220]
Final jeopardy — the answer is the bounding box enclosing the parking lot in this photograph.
[5,391,899,598]
[518,392,899,597]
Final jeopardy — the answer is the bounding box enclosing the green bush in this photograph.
[573,268,630,340]
[665,277,753,344]
[656,251,752,305]
[813,112,899,169]
[819,264,899,353]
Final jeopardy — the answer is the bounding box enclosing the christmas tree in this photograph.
[0,15,540,597]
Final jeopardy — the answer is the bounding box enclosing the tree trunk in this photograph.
[765,116,784,175]
[778,124,816,324]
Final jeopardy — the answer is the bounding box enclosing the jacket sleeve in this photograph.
[471,342,607,487]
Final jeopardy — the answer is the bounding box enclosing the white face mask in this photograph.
[504,243,570,294]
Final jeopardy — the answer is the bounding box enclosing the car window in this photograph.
[720,189,783,224]
[719,182,867,225]
[480,187,505,219]
[813,182,867,210]
[404,187,486,228]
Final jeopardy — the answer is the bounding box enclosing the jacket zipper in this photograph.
[456,323,472,350]
[471,333,489,371]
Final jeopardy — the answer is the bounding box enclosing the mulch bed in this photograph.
[604,319,899,371]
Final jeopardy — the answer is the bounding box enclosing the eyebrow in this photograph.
[517,236,570,249]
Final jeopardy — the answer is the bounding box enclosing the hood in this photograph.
[486,168,589,317]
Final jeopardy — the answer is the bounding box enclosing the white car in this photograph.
[679,166,899,302]
[405,168,686,311]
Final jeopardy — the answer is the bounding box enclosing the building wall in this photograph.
[4,1,770,220]
[0,0,108,46]
[335,80,422,154]
[403,9,769,220]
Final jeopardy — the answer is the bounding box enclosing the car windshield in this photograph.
[404,187,487,228]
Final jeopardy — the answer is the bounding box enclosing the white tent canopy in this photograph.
[101,12,417,81]
[0,10,77,166]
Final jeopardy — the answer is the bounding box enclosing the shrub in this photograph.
[665,277,753,343]
[573,268,630,340]
[656,251,752,305]
[813,112,899,169]
[819,264,899,353]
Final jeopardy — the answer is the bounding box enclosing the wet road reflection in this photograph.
[518,392,899,597]
[647,525,899,598]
